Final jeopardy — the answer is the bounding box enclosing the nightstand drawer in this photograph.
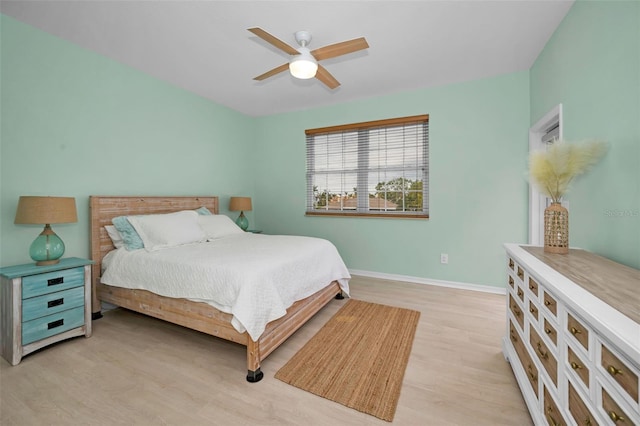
[22,267,85,299]
[22,306,85,345]
[22,286,84,322]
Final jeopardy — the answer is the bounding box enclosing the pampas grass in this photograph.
[529,139,608,203]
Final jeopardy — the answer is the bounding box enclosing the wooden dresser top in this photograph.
[523,246,640,324]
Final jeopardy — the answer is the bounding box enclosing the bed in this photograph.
[90,196,349,382]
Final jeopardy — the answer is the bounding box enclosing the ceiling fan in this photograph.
[248,27,369,89]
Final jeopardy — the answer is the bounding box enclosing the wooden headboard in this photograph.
[89,196,219,314]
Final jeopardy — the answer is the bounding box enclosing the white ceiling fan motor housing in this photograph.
[290,31,317,79]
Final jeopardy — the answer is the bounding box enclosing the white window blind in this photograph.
[542,122,560,144]
[306,115,429,218]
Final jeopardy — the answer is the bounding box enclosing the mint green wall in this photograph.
[0,16,256,267]
[530,0,640,268]
[253,72,531,287]
[10,3,634,288]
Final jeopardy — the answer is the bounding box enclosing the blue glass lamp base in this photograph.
[236,212,249,231]
[30,224,65,266]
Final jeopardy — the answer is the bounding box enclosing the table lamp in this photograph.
[14,196,78,265]
[229,196,252,231]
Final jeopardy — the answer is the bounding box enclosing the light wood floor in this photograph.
[0,276,532,425]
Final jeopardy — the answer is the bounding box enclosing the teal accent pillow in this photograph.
[195,206,213,215]
[112,216,144,251]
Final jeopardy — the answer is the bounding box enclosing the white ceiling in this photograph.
[1,0,574,117]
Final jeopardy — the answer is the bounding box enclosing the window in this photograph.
[306,114,429,218]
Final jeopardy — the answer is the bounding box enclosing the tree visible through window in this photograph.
[306,115,429,218]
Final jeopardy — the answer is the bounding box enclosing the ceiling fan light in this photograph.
[289,52,318,79]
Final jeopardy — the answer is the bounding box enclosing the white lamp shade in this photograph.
[289,49,318,79]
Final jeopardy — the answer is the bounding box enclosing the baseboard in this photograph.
[348,269,506,295]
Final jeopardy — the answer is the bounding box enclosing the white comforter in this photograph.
[101,233,350,341]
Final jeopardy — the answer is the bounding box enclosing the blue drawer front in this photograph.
[22,286,85,322]
[22,267,85,299]
[22,306,85,345]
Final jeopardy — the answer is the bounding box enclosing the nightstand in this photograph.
[0,257,93,365]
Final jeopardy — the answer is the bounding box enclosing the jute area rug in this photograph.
[275,299,420,422]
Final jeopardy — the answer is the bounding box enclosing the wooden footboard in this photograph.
[90,196,343,382]
[99,280,341,381]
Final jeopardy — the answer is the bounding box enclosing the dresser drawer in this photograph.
[568,382,599,426]
[509,294,524,330]
[528,277,539,297]
[22,267,85,299]
[22,286,84,322]
[510,320,539,398]
[601,387,636,426]
[568,346,590,389]
[22,306,85,345]
[543,290,558,317]
[543,317,558,347]
[601,345,639,403]
[568,312,590,352]
[544,385,567,426]
[529,301,539,321]
[531,327,558,386]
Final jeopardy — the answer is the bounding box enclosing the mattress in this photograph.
[100,233,350,340]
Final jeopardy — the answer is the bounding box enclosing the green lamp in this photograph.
[14,196,78,266]
[229,196,252,231]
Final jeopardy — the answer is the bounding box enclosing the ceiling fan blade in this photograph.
[315,65,340,89]
[253,63,290,81]
[248,27,299,56]
[311,37,369,61]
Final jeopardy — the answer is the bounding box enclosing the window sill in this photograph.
[305,211,429,219]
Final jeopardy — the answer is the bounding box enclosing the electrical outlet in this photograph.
[440,253,448,264]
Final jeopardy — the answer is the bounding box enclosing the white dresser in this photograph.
[503,244,639,426]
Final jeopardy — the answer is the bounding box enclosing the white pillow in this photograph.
[197,214,245,240]
[104,225,125,249]
[127,210,205,251]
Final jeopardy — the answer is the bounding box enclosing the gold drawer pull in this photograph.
[536,342,549,360]
[545,300,553,306]
[585,418,592,426]
[607,365,623,376]
[530,307,536,313]
[517,270,524,280]
[545,328,553,335]
[513,307,521,317]
[529,284,536,290]
[510,332,518,343]
[570,326,582,335]
[570,361,582,370]
[517,289,523,297]
[546,408,561,426]
[509,259,514,269]
[608,411,625,423]
[509,276,514,286]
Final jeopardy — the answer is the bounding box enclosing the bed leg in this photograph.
[92,312,103,320]
[335,291,345,300]
[246,368,264,383]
